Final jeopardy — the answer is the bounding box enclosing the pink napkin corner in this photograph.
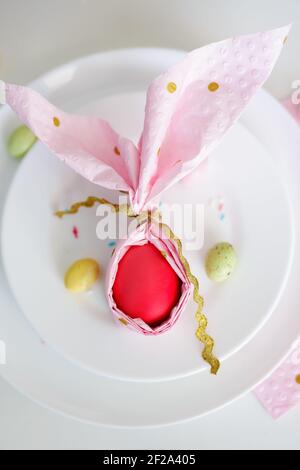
[254,340,300,419]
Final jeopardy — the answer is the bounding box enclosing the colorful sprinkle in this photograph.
[114,146,121,156]
[72,226,79,239]
[209,195,223,209]
[119,318,128,326]
[219,213,225,221]
[108,240,116,248]
[296,375,300,385]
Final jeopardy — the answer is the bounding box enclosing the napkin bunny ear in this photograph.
[134,25,290,211]
[1,25,290,214]
[1,82,139,197]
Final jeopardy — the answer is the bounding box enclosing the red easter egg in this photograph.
[112,243,182,327]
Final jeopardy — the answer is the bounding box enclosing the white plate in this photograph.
[0,50,294,381]
[0,49,299,426]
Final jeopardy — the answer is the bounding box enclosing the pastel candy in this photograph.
[205,242,237,282]
[65,258,100,293]
[7,125,37,159]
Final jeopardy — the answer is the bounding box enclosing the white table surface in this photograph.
[0,0,299,450]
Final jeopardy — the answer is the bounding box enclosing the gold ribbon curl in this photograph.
[55,196,220,375]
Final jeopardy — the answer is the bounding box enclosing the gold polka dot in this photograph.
[114,146,121,156]
[295,375,300,385]
[283,36,288,45]
[119,318,128,326]
[208,82,220,92]
[157,147,161,156]
[53,116,61,127]
[167,82,177,93]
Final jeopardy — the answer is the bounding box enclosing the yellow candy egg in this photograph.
[64,258,100,293]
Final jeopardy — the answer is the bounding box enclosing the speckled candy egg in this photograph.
[205,242,237,282]
[7,125,37,159]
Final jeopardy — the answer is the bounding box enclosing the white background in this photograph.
[0,0,300,450]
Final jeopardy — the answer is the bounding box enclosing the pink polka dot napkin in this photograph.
[254,339,300,419]
[0,25,290,214]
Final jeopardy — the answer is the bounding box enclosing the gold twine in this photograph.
[55,197,220,375]
[55,196,135,218]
